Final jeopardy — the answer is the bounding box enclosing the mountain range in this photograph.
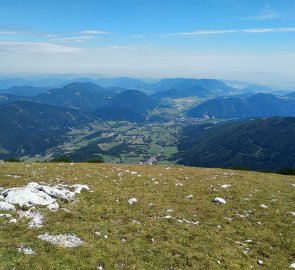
[1,77,295,172]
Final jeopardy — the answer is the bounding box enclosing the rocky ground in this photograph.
[0,162,294,269]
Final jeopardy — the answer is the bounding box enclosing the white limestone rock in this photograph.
[128,198,138,205]
[38,233,83,247]
[1,182,90,208]
[17,246,35,255]
[0,201,16,211]
[213,197,227,204]
[3,185,55,207]
[221,184,231,189]
[71,184,90,194]
[18,210,44,228]
[47,202,59,211]
[0,213,12,218]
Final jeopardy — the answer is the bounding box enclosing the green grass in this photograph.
[0,163,294,269]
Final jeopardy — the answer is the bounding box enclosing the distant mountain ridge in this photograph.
[33,82,120,111]
[154,78,236,93]
[0,86,50,97]
[187,93,295,119]
[152,85,209,99]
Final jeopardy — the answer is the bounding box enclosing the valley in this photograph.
[0,78,295,173]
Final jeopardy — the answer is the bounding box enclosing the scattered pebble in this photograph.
[260,204,268,209]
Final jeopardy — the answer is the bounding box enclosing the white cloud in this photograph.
[175,27,295,36]
[247,5,284,20]
[0,41,82,53]
[80,30,109,35]
[49,36,95,43]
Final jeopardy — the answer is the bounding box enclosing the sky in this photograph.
[0,0,295,85]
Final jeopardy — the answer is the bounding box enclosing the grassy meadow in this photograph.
[0,162,294,269]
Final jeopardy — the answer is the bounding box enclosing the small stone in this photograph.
[213,197,226,204]
[257,260,264,265]
[290,262,295,268]
[128,198,138,205]
[120,237,127,243]
[260,204,268,209]
[17,246,35,255]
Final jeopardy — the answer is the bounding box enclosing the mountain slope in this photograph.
[0,94,30,105]
[187,93,295,118]
[92,90,159,122]
[94,106,145,122]
[106,90,159,114]
[0,101,95,158]
[33,82,118,111]
[175,117,295,171]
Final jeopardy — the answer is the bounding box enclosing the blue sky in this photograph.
[0,0,295,85]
